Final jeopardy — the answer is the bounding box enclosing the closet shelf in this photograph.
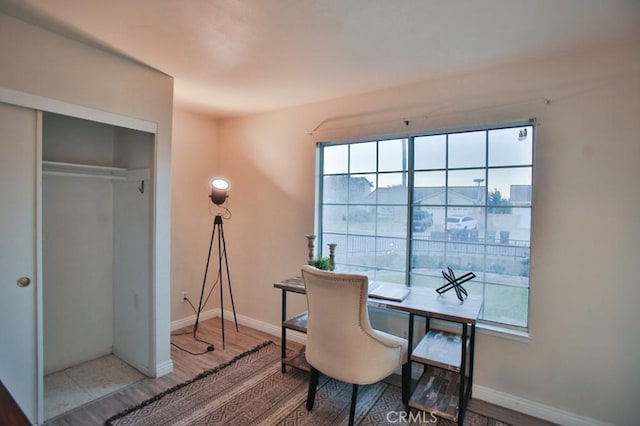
[42,161,150,181]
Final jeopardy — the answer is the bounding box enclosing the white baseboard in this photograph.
[472,385,610,426]
[170,311,606,426]
[233,310,308,345]
[170,309,307,344]
[171,308,219,331]
[109,347,173,382]
[155,359,174,378]
[112,347,152,377]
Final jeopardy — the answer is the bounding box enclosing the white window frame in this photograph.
[316,119,534,330]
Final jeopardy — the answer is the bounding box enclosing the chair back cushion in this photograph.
[301,265,407,384]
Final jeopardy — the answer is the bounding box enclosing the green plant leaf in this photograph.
[310,256,334,271]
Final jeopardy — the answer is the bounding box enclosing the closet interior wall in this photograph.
[42,112,154,376]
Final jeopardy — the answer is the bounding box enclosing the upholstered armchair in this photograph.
[301,265,410,426]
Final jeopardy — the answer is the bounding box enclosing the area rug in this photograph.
[105,341,494,425]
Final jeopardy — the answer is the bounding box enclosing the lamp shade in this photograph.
[209,178,229,205]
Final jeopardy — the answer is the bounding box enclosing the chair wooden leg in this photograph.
[306,367,320,411]
[401,362,411,404]
[348,383,358,426]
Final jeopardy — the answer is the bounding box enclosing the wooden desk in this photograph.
[370,288,483,424]
[273,276,309,372]
[273,276,483,425]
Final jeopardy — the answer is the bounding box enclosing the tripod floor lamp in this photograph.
[193,177,238,350]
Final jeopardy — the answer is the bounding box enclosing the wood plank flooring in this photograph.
[468,399,558,426]
[1,379,30,426]
[44,318,554,426]
[45,319,294,425]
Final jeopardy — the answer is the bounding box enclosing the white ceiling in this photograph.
[1,0,639,117]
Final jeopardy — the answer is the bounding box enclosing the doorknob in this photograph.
[17,276,31,287]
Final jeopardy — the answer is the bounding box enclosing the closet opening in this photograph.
[41,112,155,419]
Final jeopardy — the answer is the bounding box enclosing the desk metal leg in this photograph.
[405,313,415,410]
[458,323,468,425]
[408,312,415,354]
[281,290,287,373]
[469,323,476,398]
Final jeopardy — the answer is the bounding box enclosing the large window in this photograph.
[317,121,533,328]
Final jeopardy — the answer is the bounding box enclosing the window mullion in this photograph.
[406,136,415,286]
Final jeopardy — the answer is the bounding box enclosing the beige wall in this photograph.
[215,43,640,424]
[11,6,640,423]
[171,107,220,319]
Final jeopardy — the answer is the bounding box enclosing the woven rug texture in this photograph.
[105,341,500,426]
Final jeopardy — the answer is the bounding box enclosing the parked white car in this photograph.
[446,215,478,231]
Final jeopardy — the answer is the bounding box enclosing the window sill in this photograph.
[368,304,531,343]
[477,322,531,343]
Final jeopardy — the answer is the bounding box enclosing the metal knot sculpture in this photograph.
[437,267,476,302]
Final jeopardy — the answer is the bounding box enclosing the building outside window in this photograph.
[317,121,534,329]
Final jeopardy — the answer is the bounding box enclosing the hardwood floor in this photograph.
[45,319,295,425]
[1,380,30,426]
[44,318,554,426]
[467,399,558,426]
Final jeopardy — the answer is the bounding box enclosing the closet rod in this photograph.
[43,170,127,180]
[42,160,127,173]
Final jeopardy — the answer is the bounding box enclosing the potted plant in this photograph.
[310,256,334,271]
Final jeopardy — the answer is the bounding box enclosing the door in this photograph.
[0,102,39,423]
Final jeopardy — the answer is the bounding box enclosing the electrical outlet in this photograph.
[182,291,188,302]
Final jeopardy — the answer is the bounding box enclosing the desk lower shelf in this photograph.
[411,330,469,372]
[409,366,468,422]
[284,347,310,372]
[283,311,308,333]
[282,311,310,372]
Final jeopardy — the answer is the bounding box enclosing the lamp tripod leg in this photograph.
[218,233,225,349]
[214,215,238,349]
[193,218,216,351]
[219,220,239,332]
